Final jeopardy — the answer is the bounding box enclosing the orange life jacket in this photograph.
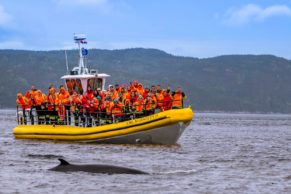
[34,93,47,106]
[144,99,155,111]
[16,97,29,109]
[172,92,183,108]
[58,91,70,105]
[156,92,164,107]
[111,104,123,117]
[133,100,144,113]
[47,94,58,111]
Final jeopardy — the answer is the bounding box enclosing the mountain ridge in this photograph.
[1,48,291,113]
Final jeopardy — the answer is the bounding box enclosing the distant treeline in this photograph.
[0,48,291,113]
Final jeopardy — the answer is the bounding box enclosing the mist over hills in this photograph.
[1,48,291,113]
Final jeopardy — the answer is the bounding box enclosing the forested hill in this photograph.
[1,48,291,113]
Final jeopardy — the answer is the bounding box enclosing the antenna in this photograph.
[64,49,69,74]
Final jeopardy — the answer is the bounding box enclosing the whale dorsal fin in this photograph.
[58,158,70,165]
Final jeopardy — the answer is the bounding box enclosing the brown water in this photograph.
[1,110,291,194]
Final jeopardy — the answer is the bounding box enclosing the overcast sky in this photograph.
[0,0,291,58]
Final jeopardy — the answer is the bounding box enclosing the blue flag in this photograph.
[82,48,88,56]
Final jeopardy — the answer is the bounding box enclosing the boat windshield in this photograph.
[87,78,102,91]
[66,79,83,94]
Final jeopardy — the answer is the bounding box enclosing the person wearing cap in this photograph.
[171,86,186,109]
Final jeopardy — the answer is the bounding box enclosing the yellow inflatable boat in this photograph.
[13,34,194,145]
[13,108,193,144]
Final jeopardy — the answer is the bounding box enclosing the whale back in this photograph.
[50,159,148,175]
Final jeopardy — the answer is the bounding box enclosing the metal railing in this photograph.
[16,100,183,127]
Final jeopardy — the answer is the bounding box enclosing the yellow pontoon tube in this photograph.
[13,108,194,145]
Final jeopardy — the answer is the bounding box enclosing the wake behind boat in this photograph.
[13,34,194,145]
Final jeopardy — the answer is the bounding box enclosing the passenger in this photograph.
[94,88,103,101]
[156,87,164,112]
[115,84,121,94]
[111,98,124,123]
[120,87,128,103]
[58,86,70,125]
[122,98,132,120]
[47,87,58,124]
[29,86,37,98]
[85,86,94,99]
[144,94,155,116]
[163,89,173,111]
[71,91,82,126]
[103,98,114,124]
[130,91,138,105]
[171,86,186,109]
[34,90,47,124]
[133,95,144,118]
[16,93,29,124]
[150,93,157,110]
[143,87,150,99]
[137,83,144,96]
[151,85,157,95]
[25,91,35,124]
[133,80,139,90]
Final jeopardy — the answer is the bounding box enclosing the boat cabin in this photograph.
[61,73,110,94]
[61,34,110,94]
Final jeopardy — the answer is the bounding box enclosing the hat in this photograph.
[108,85,113,88]
[97,88,101,91]
[17,93,22,97]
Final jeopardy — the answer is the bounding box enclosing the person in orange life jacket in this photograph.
[71,91,83,126]
[102,97,114,123]
[144,94,155,116]
[120,87,128,103]
[143,87,150,99]
[16,93,29,124]
[163,89,173,111]
[24,91,35,124]
[47,87,58,124]
[123,98,132,120]
[88,95,99,127]
[129,90,138,105]
[156,87,165,112]
[58,86,71,125]
[111,98,124,122]
[151,85,157,95]
[132,80,139,90]
[171,86,186,109]
[133,95,144,118]
[34,90,47,124]
[115,84,121,93]
[94,88,103,101]
[137,83,144,96]
[29,85,37,99]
